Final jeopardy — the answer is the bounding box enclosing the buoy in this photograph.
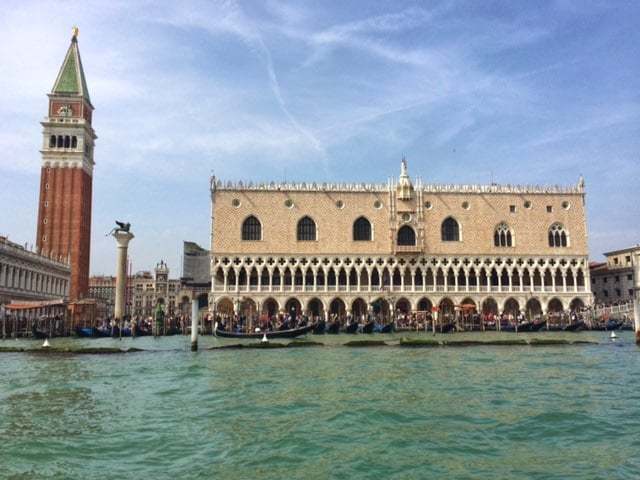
[261,333,268,343]
[42,338,51,348]
[610,331,617,340]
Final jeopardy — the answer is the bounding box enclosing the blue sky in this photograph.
[0,0,638,275]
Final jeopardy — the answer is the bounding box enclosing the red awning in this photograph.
[6,299,66,310]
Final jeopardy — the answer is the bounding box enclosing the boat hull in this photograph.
[215,323,315,339]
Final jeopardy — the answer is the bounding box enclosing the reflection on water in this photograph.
[0,332,639,479]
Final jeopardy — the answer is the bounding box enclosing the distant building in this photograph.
[89,250,211,320]
[0,235,71,305]
[590,245,639,304]
[182,241,210,284]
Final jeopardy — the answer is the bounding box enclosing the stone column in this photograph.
[112,230,134,323]
[633,252,640,344]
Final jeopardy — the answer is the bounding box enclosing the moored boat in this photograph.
[380,323,394,334]
[563,320,586,332]
[345,322,359,334]
[326,322,340,334]
[214,323,315,339]
[361,321,375,334]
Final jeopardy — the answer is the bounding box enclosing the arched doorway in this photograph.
[570,298,585,312]
[439,298,455,320]
[525,298,542,320]
[307,298,324,318]
[262,298,279,317]
[482,297,498,315]
[351,298,368,319]
[216,298,234,315]
[371,298,390,320]
[395,297,411,314]
[548,298,564,314]
[417,297,433,313]
[460,297,477,313]
[329,298,346,317]
[503,298,520,317]
[285,298,302,320]
[240,298,257,318]
[197,293,208,310]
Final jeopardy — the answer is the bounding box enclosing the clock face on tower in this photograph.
[57,104,73,117]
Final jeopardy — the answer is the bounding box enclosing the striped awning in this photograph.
[6,299,66,310]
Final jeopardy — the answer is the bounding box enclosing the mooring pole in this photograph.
[633,252,640,345]
[191,298,199,351]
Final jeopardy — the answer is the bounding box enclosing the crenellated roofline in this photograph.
[210,176,585,195]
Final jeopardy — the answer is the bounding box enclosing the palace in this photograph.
[209,161,592,321]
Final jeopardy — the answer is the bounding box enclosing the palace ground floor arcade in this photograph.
[210,254,592,320]
[211,294,590,322]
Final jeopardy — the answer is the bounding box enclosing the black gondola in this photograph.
[439,322,456,333]
[312,320,326,334]
[563,320,586,332]
[31,326,48,339]
[214,323,315,339]
[380,323,394,334]
[345,322,359,334]
[530,320,547,332]
[361,321,375,334]
[499,323,516,332]
[326,322,340,334]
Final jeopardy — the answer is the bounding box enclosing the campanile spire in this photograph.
[36,29,96,300]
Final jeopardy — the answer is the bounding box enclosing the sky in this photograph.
[0,0,638,276]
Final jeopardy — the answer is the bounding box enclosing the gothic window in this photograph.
[441,217,460,242]
[397,226,416,246]
[297,216,316,241]
[241,215,261,241]
[71,136,77,148]
[353,216,372,241]
[494,223,513,247]
[49,135,56,148]
[548,223,569,247]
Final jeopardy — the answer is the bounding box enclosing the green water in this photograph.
[1,332,639,479]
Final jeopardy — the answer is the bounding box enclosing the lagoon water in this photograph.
[1,332,639,479]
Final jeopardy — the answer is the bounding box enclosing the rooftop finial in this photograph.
[71,26,79,41]
[400,156,408,177]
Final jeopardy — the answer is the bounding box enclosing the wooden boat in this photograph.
[516,321,546,332]
[214,323,315,339]
[312,321,326,334]
[345,322,359,334]
[362,321,375,334]
[439,322,456,333]
[31,326,48,339]
[326,322,340,334]
[563,320,586,332]
[380,323,394,334]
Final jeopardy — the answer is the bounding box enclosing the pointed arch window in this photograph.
[494,223,513,247]
[441,217,460,242]
[548,223,569,247]
[241,216,261,241]
[353,216,372,241]
[297,216,316,241]
[397,225,416,246]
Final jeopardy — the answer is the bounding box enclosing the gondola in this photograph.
[326,322,340,334]
[31,326,48,339]
[214,322,315,339]
[530,320,547,331]
[380,323,394,334]
[312,320,326,334]
[563,320,586,332]
[345,322,359,334]
[362,321,375,334]
[499,323,516,332]
[439,322,456,333]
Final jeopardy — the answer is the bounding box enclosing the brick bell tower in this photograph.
[36,28,96,300]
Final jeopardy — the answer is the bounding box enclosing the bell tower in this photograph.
[36,27,96,300]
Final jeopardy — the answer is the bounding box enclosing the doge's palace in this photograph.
[209,161,591,321]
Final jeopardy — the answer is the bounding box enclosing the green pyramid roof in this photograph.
[51,36,91,104]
